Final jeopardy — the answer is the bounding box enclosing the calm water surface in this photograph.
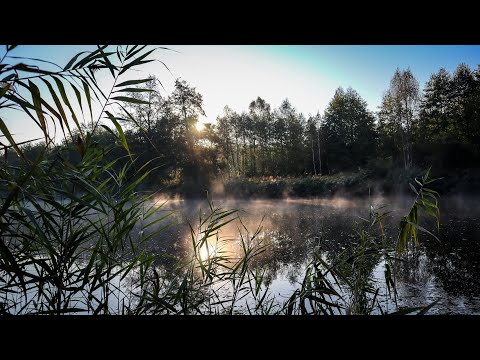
[147,195,480,314]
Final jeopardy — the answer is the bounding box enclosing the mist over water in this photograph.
[145,193,480,314]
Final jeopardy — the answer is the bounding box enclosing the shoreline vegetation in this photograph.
[159,167,480,200]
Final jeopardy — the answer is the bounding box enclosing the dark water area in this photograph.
[146,194,480,314]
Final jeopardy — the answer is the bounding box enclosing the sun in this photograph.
[195,122,205,132]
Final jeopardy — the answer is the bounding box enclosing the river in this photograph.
[146,194,480,314]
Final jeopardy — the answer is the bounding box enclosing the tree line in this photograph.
[14,62,480,193]
[214,64,480,178]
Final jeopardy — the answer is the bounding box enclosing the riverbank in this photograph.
[158,167,480,199]
[223,172,373,199]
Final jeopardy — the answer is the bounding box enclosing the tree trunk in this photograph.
[252,137,256,175]
[311,135,317,175]
[317,128,322,175]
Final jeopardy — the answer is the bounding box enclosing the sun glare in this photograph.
[199,242,216,260]
[195,122,205,132]
[197,236,235,264]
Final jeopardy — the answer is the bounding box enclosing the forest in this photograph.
[14,63,480,198]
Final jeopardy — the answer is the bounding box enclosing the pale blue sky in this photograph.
[2,45,480,142]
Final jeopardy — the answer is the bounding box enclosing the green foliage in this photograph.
[0,137,168,314]
[322,87,377,171]
[214,98,310,178]
[0,45,173,314]
[396,167,441,254]
[223,172,372,198]
[378,64,480,173]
